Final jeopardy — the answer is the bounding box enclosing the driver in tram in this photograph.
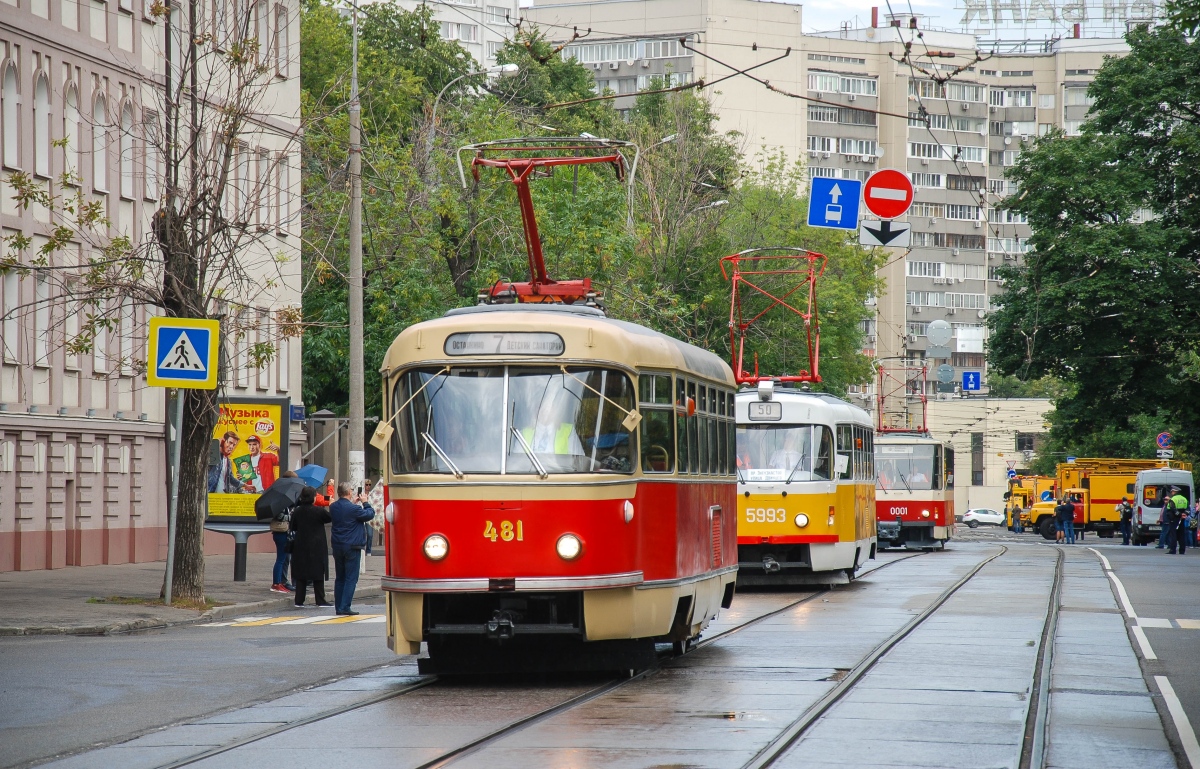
[768,430,806,472]
[530,387,585,456]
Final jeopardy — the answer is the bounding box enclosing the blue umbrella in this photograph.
[295,464,328,487]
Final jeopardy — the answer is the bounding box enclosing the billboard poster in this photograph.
[207,396,290,521]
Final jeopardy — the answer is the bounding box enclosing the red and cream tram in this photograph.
[874,431,955,549]
[379,307,738,672]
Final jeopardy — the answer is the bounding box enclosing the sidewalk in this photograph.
[0,552,385,636]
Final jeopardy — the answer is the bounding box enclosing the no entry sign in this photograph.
[863,170,914,220]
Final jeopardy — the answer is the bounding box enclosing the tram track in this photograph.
[146,550,927,769]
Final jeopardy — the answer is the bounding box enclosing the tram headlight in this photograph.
[794,513,809,528]
[423,534,449,561]
[921,509,931,519]
[556,533,583,560]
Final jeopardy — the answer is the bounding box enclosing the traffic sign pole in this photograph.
[164,390,184,606]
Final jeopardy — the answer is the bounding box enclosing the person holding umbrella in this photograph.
[291,485,333,608]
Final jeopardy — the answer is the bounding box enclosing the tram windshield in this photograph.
[875,444,939,491]
[391,366,636,475]
[735,424,834,482]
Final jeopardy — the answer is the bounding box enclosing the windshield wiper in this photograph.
[422,432,463,479]
[785,455,807,485]
[509,426,548,479]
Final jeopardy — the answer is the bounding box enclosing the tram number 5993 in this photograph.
[483,520,524,542]
[745,508,788,523]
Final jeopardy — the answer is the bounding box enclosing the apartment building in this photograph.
[0,0,303,571]
[386,0,520,65]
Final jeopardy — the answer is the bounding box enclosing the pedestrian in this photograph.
[1054,497,1069,543]
[329,482,375,616]
[1064,496,1077,544]
[1014,505,1024,534]
[1167,488,1190,555]
[269,471,300,594]
[1118,496,1134,546]
[290,486,333,608]
[1158,488,1175,549]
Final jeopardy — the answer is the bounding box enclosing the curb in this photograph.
[0,586,384,637]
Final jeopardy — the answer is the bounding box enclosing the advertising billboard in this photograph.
[206,396,291,522]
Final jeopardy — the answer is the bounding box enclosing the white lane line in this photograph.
[357,615,386,623]
[1132,626,1158,660]
[1178,619,1200,630]
[1105,570,1139,619]
[1138,618,1173,628]
[203,616,269,627]
[1156,676,1200,768]
[1088,546,1113,571]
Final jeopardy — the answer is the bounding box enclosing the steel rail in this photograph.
[740,544,1010,769]
[1021,545,1066,769]
[151,550,926,769]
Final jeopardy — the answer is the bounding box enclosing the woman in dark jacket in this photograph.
[290,486,332,607]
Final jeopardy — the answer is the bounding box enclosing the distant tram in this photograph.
[874,432,955,549]
[735,382,877,584]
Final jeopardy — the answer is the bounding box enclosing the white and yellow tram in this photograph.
[735,381,877,585]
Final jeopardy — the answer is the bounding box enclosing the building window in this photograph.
[120,104,135,199]
[1038,94,1055,109]
[275,153,289,234]
[971,432,983,486]
[256,0,271,64]
[906,260,943,278]
[64,86,81,180]
[34,276,50,366]
[946,174,984,191]
[910,172,942,188]
[235,308,249,387]
[64,276,80,369]
[945,204,981,221]
[945,292,986,310]
[838,138,877,156]
[275,4,289,76]
[93,304,107,373]
[1006,89,1034,107]
[276,334,289,391]
[2,270,17,362]
[1016,433,1037,452]
[143,110,160,200]
[808,166,838,179]
[256,308,270,390]
[807,135,834,153]
[807,104,838,123]
[34,75,51,178]
[119,299,134,374]
[954,352,986,368]
[2,63,18,170]
[487,4,508,22]
[92,96,108,192]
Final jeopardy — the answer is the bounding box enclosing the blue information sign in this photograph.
[962,371,981,391]
[1007,469,1018,480]
[807,177,862,231]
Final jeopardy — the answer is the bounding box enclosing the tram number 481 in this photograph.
[483,520,524,542]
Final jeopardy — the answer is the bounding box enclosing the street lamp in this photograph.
[626,134,677,231]
[687,199,728,215]
[425,64,520,164]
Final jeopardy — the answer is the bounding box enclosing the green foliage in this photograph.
[300,3,883,418]
[988,26,1200,460]
[986,373,1073,401]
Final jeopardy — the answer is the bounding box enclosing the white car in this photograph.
[962,508,1006,528]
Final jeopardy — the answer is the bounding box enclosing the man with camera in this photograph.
[329,482,376,616]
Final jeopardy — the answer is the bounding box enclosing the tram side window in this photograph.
[814,425,835,481]
[837,424,854,480]
[944,447,954,488]
[853,425,872,482]
[687,380,699,475]
[932,445,943,490]
[639,374,675,473]
[676,378,690,473]
[697,384,710,474]
[707,399,719,475]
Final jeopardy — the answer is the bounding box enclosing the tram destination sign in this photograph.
[747,401,783,421]
[444,332,565,357]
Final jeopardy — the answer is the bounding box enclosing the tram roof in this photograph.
[736,387,872,425]
[875,431,951,446]
[381,304,736,385]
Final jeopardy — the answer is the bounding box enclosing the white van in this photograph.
[1133,467,1194,545]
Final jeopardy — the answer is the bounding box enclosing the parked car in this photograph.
[962,508,1006,528]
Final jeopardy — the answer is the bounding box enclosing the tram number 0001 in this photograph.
[483,520,524,542]
[890,507,908,516]
[745,508,789,523]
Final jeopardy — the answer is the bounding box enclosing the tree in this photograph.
[3,3,300,600]
[987,26,1200,461]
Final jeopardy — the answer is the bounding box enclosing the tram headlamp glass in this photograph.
[921,509,931,519]
[794,513,809,528]
[423,534,449,561]
[556,534,582,560]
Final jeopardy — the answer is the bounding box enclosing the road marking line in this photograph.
[1088,547,1113,571]
[272,616,338,625]
[1105,570,1139,619]
[203,616,269,626]
[313,614,383,624]
[1138,618,1173,628]
[232,616,305,626]
[1177,619,1200,630]
[1132,626,1158,660]
[357,615,386,623]
[1156,676,1200,769]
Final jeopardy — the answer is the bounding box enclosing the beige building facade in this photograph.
[0,0,303,571]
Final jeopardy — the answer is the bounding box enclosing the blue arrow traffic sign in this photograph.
[147,317,220,389]
[807,177,862,231]
[1007,469,1018,480]
[1041,490,1054,502]
[962,371,981,391]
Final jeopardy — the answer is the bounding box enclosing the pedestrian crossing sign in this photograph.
[147,317,221,389]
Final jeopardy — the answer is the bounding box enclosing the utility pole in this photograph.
[347,1,365,492]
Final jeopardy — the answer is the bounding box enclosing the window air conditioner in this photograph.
[957,277,965,283]
[989,105,997,113]
[641,59,650,68]
[974,220,983,228]
[1004,254,1016,260]
[822,151,831,158]
[929,218,938,226]
[861,154,871,163]
[952,248,960,256]
[947,308,957,314]
[912,306,922,313]
[592,63,603,70]
[907,334,917,343]
[809,150,819,158]
[607,62,619,70]
[961,102,970,111]
[921,158,930,165]
[849,94,857,101]
[933,277,945,284]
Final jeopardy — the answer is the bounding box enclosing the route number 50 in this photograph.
[483,520,524,542]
